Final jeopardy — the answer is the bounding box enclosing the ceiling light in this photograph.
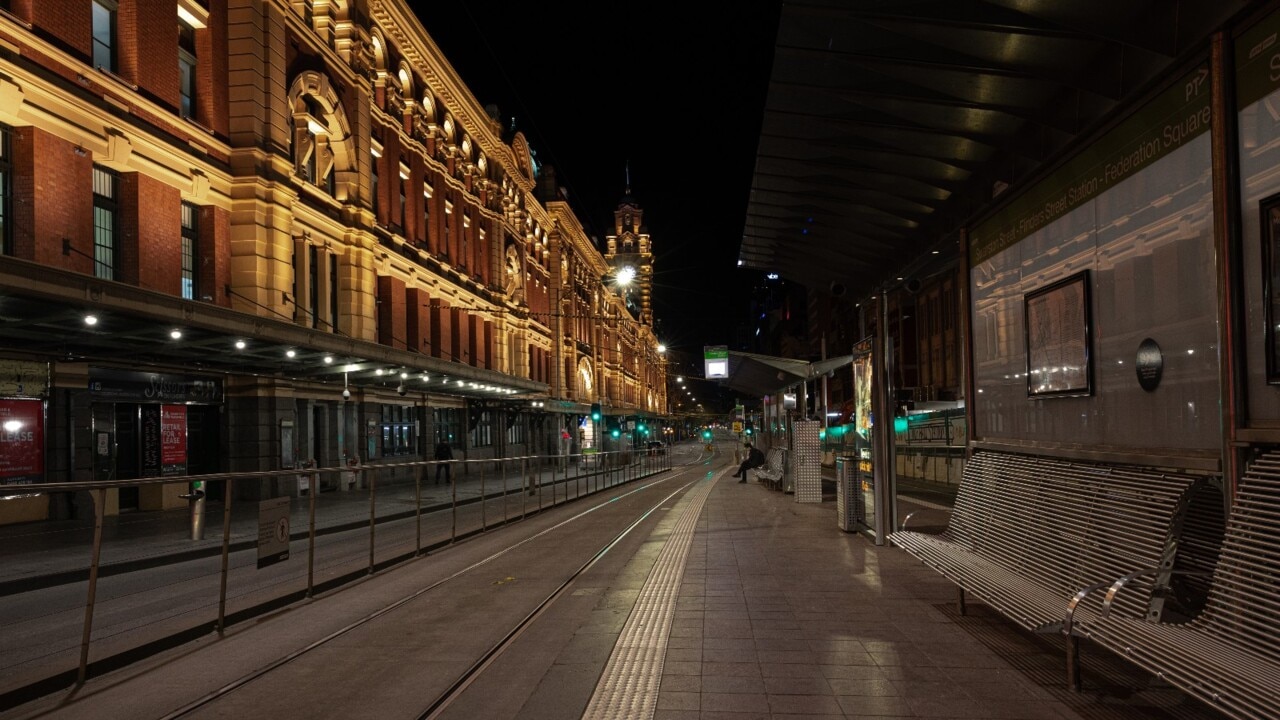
[169,329,182,340]
[235,340,246,350]
[376,369,384,375]
[83,314,98,326]
[286,349,296,358]
[324,355,334,364]
[400,372,408,379]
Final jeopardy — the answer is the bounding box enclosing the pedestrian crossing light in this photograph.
[591,403,602,422]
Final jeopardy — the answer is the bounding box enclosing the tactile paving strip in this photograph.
[579,474,717,720]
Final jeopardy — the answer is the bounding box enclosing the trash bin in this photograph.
[836,456,860,532]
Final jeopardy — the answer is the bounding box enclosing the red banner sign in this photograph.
[161,405,188,474]
[0,399,43,484]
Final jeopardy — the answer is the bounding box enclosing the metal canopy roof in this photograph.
[721,350,854,398]
[0,257,547,401]
[743,0,1241,295]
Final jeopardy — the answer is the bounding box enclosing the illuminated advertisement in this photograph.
[0,399,43,485]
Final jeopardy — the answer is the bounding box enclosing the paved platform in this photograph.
[2,455,1227,720]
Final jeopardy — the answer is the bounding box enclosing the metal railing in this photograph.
[0,448,671,704]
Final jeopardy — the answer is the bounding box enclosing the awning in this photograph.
[719,350,853,398]
[0,256,548,400]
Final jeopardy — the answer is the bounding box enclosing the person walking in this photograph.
[434,439,453,484]
[731,442,766,483]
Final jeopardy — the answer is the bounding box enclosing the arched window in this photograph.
[288,71,355,199]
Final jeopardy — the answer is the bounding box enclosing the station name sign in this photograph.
[970,63,1211,266]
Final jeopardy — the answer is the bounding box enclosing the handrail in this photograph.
[0,450,638,496]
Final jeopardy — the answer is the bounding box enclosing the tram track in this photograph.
[140,450,724,720]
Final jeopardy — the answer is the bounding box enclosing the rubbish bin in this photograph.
[836,456,860,532]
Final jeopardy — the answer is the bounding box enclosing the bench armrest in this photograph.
[900,511,920,531]
[1101,568,1213,619]
[1063,580,1117,637]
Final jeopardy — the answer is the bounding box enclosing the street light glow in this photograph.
[616,266,636,286]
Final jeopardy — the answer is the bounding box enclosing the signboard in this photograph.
[0,360,48,397]
[161,405,187,475]
[970,64,1211,265]
[89,367,222,404]
[734,404,745,420]
[257,497,291,569]
[732,421,743,434]
[1024,271,1092,397]
[141,405,162,477]
[704,345,729,379]
[0,399,43,484]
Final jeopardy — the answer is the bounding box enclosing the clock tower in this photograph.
[604,167,654,326]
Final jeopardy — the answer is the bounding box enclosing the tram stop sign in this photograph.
[704,345,729,379]
[732,421,743,434]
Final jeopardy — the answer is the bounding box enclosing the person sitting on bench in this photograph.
[731,442,766,483]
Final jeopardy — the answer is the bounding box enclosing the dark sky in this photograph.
[409,3,783,356]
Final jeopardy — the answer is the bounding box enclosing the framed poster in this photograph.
[1024,270,1093,397]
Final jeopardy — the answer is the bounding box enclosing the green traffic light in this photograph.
[611,428,621,438]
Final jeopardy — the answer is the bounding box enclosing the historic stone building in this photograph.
[0,0,666,523]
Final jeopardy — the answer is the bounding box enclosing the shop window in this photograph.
[92,165,118,280]
[180,201,198,299]
[381,404,417,457]
[92,0,117,72]
[470,410,493,448]
[434,407,460,447]
[506,414,525,445]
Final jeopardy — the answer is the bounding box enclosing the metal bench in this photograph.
[889,451,1211,678]
[755,448,786,490]
[1066,450,1278,720]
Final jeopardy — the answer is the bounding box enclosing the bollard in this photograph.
[180,479,206,540]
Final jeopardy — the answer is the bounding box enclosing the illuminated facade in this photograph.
[0,0,665,523]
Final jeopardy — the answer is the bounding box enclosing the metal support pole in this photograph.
[77,488,106,685]
[521,457,527,519]
[414,466,422,555]
[1066,635,1081,692]
[501,457,508,525]
[217,478,233,634]
[480,460,486,531]
[307,473,317,596]
[368,468,376,574]
[450,464,457,543]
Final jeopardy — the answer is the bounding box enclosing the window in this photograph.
[422,182,432,247]
[0,123,9,255]
[92,166,118,280]
[178,19,197,118]
[398,160,408,231]
[370,139,382,219]
[381,405,417,457]
[461,212,471,269]
[434,408,460,447]
[92,0,117,72]
[180,202,198,299]
[309,244,319,328]
[470,410,493,448]
[328,254,339,332]
[443,198,453,259]
[506,414,526,445]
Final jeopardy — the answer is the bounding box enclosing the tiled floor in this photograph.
[653,476,1228,720]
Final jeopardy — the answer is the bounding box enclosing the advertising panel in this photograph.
[161,405,188,476]
[0,399,43,484]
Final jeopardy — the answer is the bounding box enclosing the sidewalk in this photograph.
[0,452,670,595]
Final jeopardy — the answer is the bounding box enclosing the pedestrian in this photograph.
[731,442,766,483]
[434,439,453,483]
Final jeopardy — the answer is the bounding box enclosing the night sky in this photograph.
[409,2,783,359]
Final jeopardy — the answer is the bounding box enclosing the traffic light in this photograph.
[745,427,753,435]
[702,429,712,441]
[610,427,621,438]
[637,422,647,433]
[590,403,602,422]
